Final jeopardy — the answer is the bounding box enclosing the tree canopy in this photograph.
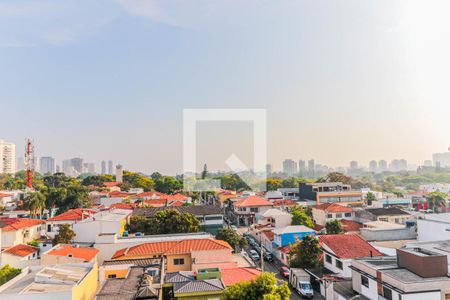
[224,273,290,300]
[325,219,344,234]
[426,191,448,213]
[289,235,321,269]
[52,224,76,245]
[216,227,247,251]
[128,210,200,235]
[290,206,314,228]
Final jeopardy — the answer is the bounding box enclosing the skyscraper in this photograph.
[62,157,84,176]
[308,159,315,175]
[101,161,106,175]
[283,159,297,176]
[266,163,272,176]
[349,161,358,170]
[369,160,378,172]
[83,163,96,174]
[378,160,387,172]
[116,164,123,183]
[108,160,113,175]
[298,160,306,176]
[40,156,55,174]
[0,139,15,174]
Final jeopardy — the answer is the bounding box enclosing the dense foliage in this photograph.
[128,210,200,235]
[216,227,247,251]
[224,273,290,300]
[290,206,314,228]
[289,235,321,269]
[0,265,21,286]
[325,219,344,234]
[52,224,76,245]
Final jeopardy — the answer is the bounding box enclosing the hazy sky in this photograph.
[1,0,450,174]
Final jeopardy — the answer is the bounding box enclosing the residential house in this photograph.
[231,195,273,226]
[312,203,355,226]
[133,205,224,235]
[356,207,411,224]
[299,182,363,205]
[361,221,416,241]
[99,257,162,281]
[0,192,12,206]
[97,265,160,300]
[41,244,99,265]
[111,238,235,272]
[257,208,292,228]
[272,225,316,248]
[72,209,132,243]
[46,208,97,238]
[1,244,39,268]
[0,218,44,248]
[351,248,450,300]
[0,263,99,300]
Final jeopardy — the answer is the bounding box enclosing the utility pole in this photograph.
[260,233,264,272]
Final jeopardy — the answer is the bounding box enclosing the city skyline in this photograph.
[1,1,450,174]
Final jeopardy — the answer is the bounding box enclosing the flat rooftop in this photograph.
[383,268,450,284]
[0,264,92,295]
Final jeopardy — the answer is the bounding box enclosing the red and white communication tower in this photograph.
[24,138,35,190]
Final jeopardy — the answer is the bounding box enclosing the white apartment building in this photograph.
[0,139,15,174]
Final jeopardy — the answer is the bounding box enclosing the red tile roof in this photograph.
[273,199,297,206]
[318,234,383,259]
[3,244,38,257]
[46,245,99,262]
[167,194,189,201]
[104,182,121,188]
[110,203,137,210]
[108,191,130,198]
[221,268,261,286]
[234,196,273,207]
[134,191,169,199]
[0,193,12,198]
[340,220,363,232]
[112,238,233,259]
[142,199,168,207]
[312,203,353,213]
[169,201,184,207]
[48,209,96,221]
[0,218,45,231]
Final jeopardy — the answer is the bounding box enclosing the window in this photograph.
[250,207,259,213]
[47,224,52,232]
[379,217,388,222]
[361,275,369,288]
[383,286,392,300]
[325,254,332,264]
[344,213,352,217]
[327,214,333,218]
[174,258,185,265]
[108,274,117,279]
[335,213,342,218]
[336,260,343,270]
[205,216,223,221]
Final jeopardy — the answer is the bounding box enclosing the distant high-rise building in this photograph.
[349,161,358,170]
[0,139,15,174]
[101,161,106,175]
[62,157,84,176]
[399,159,408,171]
[283,159,297,177]
[308,159,315,175]
[433,151,450,167]
[298,160,306,176]
[378,160,387,172]
[83,163,95,174]
[369,160,378,172]
[116,164,123,183]
[266,163,272,176]
[108,160,113,175]
[40,156,55,174]
[56,165,61,173]
[424,160,433,167]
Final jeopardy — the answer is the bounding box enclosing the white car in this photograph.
[231,225,238,231]
[249,250,260,261]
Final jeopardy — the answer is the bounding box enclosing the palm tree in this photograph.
[23,192,46,217]
[426,191,448,213]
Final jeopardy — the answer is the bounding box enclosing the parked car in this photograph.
[280,266,290,278]
[263,252,273,262]
[249,250,260,261]
[231,225,238,231]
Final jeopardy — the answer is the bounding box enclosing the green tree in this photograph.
[129,210,200,235]
[23,191,46,217]
[154,176,182,194]
[81,174,114,186]
[290,207,314,228]
[123,171,155,191]
[0,265,21,286]
[289,235,321,268]
[266,178,282,191]
[216,228,247,251]
[127,215,149,233]
[325,172,352,184]
[224,272,290,300]
[52,224,76,245]
[365,192,376,206]
[426,191,448,213]
[325,219,344,234]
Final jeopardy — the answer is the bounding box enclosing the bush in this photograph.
[0,265,21,286]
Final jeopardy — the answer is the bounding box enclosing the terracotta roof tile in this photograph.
[340,220,363,232]
[46,245,99,262]
[234,196,273,207]
[104,182,121,188]
[112,238,232,259]
[48,209,96,221]
[318,234,383,259]
[3,244,38,257]
[312,203,353,213]
[221,268,261,286]
[0,218,44,231]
